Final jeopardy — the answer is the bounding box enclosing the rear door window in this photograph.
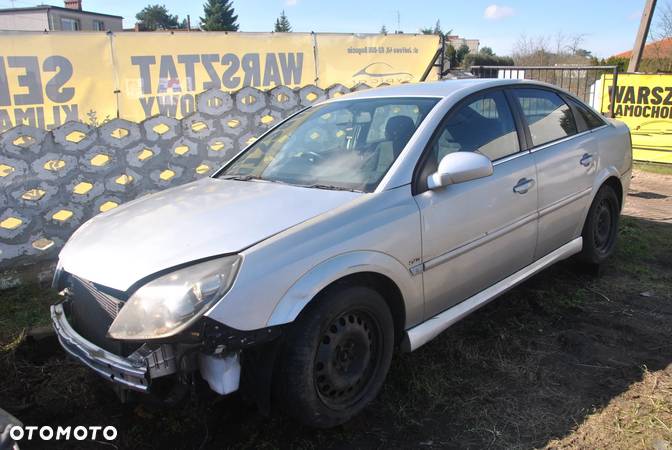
[513,88,578,147]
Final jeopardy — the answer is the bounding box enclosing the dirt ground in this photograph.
[624,169,672,223]
[1,167,671,450]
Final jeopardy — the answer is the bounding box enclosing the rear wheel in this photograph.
[579,184,620,265]
[274,285,394,428]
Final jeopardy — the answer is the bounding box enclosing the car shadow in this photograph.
[630,191,669,200]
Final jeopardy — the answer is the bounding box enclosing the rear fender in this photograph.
[576,165,624,235]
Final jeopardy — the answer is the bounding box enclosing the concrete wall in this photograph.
[0,83,372,268]
[0,10,49,31]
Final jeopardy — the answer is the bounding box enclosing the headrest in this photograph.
[385,115,415,142]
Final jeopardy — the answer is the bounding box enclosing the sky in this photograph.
[0,0,656,58]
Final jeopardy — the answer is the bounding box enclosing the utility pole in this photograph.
[628,0,657,72]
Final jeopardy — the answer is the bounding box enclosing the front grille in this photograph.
[75,276,123,319]
[66,274,127,355]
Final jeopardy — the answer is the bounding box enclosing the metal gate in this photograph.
[470,65,619,117]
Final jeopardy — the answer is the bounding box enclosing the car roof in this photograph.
[330,78,560,102]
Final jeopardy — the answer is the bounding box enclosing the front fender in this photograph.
[267,250,422,328]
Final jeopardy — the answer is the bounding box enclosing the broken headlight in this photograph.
[107,255,241,340]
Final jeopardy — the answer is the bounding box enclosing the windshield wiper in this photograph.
[220,176,361,192]
[219,175,293,186]
[301,184,363,193]
[219,174,260,181]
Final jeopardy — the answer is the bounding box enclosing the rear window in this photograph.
[569,98,606,130]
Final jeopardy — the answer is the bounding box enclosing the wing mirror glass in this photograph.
[427,152,494,190]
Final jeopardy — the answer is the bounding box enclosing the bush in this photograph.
[464,53,515,67]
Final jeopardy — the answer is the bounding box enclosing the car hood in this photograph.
[59,178,361,291]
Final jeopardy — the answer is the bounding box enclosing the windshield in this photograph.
[217,97,440,192]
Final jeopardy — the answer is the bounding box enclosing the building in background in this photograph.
[446,35,480,53]
[0,1,122,32]
[611,37,672,73]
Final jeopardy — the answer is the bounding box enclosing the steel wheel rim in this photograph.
[314,308,382,410]
[593,198,615,253]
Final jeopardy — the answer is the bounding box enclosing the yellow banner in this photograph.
[0,32,441,128]
[601,73,672,164]
[113,32,316,122]
[0,33,116,132]
[315,34,440,88]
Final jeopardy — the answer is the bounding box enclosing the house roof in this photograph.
[614,37,672,59]
[0,5,122,19]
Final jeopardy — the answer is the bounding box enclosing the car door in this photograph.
[413,89,539,320]
[510,88,597,259]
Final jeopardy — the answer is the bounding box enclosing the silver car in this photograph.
[51,79,632,427]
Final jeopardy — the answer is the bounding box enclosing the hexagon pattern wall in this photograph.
[0,84,369,267]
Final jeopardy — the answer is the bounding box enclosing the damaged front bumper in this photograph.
[51,303,177,393]
[51,302,278,397]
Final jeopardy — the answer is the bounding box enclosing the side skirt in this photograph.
[402,237,583,352]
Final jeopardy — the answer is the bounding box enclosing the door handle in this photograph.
[580,153,594,167]
[513,178,535,194]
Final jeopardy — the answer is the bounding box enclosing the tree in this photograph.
[445,44,457,68]
[274,10,291,32]
[135,4,180,31]
[380,24,388,34]
[603,56,628,72]
[565,33,587,55]
[512,33,552,65]
[433,19,442,35]
[654,1,672,40]
[463,47,514,67]
[513,33,598,66]
[648,2,672,71]
[456,44,471,64]
[480,46,495,56]
[201,0,239,31]
[420,20,445,36]
[574,48,593,58]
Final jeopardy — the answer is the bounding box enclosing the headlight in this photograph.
[107,255,241,340]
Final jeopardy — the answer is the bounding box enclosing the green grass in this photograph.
[634,161,672,176]
[0,283,58,347]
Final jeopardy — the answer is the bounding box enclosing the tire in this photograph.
[274,284,395,428]
[579,184,620,265]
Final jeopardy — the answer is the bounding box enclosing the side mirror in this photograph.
[427,152,493,190]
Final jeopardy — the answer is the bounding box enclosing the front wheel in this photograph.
[274,285,394,428]
[579,184,620,265]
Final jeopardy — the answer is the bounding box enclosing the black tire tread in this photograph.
[579,184,620,265]
[273,284,394,428]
